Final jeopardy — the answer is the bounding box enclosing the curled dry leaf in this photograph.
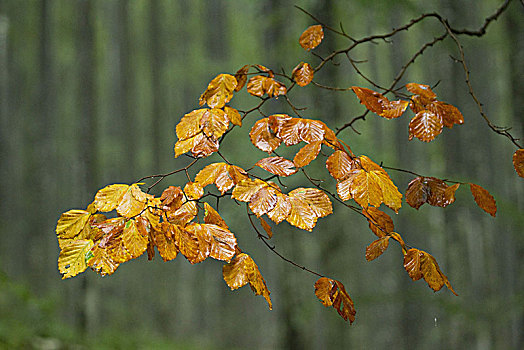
[314,277,356,323]
[198,73,237,109]
[513,149,524,178]
[299,24,324,51]
[469,183,497,217]
[255,156,297,177]
[292,62,314,87]
[223,253,272,309]
[351,86,409,119]
[365,236,390,261]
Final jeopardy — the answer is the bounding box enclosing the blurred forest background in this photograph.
[0,0,522,349]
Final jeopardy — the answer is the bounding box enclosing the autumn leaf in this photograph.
[190,133,219,158]
[513,149,524,178]
[427,101,464,128]
[171,223,199,262]
[223,253,272,309]
[116,184,150,218]
[469,183,496,217]
[122,219,148,259]
[259,217,273,238]
[249,186,279,217]
[299,25,324,51]
[267,194,292,224]
[201,108,229,139]
[294,140,322,168]
[184,182,204,200]
[232,178,267,202]
[352,86,409,119]
[56,209,91,239]
[199,73,237,109]
[87,244,120,276]
[406,177,458,209]
[93,184,129,212]
[406,83,436,101]
[408,111,443,142]
[403,248,423,280]
[286,195,317,231]
[176,109,207,141]
[234,65,249,91]
[326,150,355,181]
[365,236,390,261]
[314,277,356,323]
[249,118,282,153]
[204,202,229,229]
[255,156,297,177]
[58,239,94,279]
[289,188,332,218]
[160,186,184,211]
[362,207,394,237]
[168,201,198,227]
[224,106,242,126]
[247,76,287,98]
[292,62,314,87]
[152,223,179,262]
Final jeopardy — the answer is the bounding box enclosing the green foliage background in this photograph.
[0,0,522,348]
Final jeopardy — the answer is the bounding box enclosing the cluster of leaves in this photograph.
[56,18,524,325]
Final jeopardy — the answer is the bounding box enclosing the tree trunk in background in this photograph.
[76,0,98,338]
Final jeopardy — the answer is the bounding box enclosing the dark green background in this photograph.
[0,0,522,349]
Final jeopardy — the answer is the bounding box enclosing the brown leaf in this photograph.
[160,186,184,211]
[223,253,272,309]
[405,83,437,101]
[406,177,458,209]
[263,77,287,98]
[469,183,497,217]
[259,217,273,238]
[408,110,443,142]
[249,118,282,153]
[191,133,219,158]
[365,236,390,261]
[234,65,249,91]
[294,141,322,168]
[362,207,394,237]
[513,149,524,178]
[292,62,314,87]
[199,73,237,109]
[168,201,198,227]
[270,114,302,146]
[314,277,356,323]
[351,86,408,119]
[299,25,324,51]
[403,248,423,281]
[255,157,297,177]
[247,76,286,98]
[427,101,464,129]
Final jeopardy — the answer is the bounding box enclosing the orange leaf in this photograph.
[184,182,204,200]
[249,118,282,153]
[199,73,237,109]
[408,110,443,142]
[299,119,325,143]
[292,62,314,87]
[168,201,198,227]
[469,183,497,217]
[270,115,302,146]
[293,140,322,168]
[267,194,292,224]
[191,133,219,158]
[249,186,278,217]
[255,157,297,177]
[122,219,148,259]
[160,186,184,211]
[153,223,179,262]
[351,86,408,119]
[232,178,267,202]
[201,108,229,139]
[299,25,324,51]
[234,65,249,92]
[362,207,394,237]
[403,248,423,281]
[314,277,356,323]
[405,83,436,101]
[171,223,199,262]
[406,177,458,209]
[286,195,317,231]
[513,149,524,178]
[427,101,464,129]
[326,150,355,181]
[420,251,458,295]
[87,244,120,276]
[204,202,229,229]
[259,217,273,238]
[365,236,390,261]
[289,188,332,219]
[223,253,272,309]
[263,77,287,98]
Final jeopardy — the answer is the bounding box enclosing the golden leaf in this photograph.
[405,83,437,101]
[172,223,199,262]
[427,101,464,128]
[87,244,120,276]
[56,209,91,239]
[420,251,458,295]
[299,25,324,51]
[94,184,129,212]
[186,223,237,263]
[351,86,408,119]
[314,277,355,323]
[184,182,204,200]
[362,207,394,237]
[223,253,272,309]
[326,150,355,181]
[198,73,237,109]
[246,75,266,97]
[116,184,149,218]
[201,108,229,139]
[513,149,524,178]
[408,110,443,142]
[263,77,287,98]
[259,217,273,238]
[204,202,229,229]
[160,186,184,212]
[267,194,292,224]
[224,106,242,126]
[292,62,314,87]
[289,188,332,218]
[58,239,94,279]
[249,186,278,217]
[122,219,148,259]
[294,140,322,168]
[286,195,317,231]
[232,178,267,202]
[249,118,282,153]
[403,248,423,281]
[191,133,219,158]
[255,156,297,177]
[153,223,178,262]
[365,236,390,261]
[168,200,198,227]
[176,109,207,141]
[469,183,497,217]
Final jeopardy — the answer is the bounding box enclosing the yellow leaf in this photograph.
[293,140,322,168]
[204,202,229,229]
[58,239,94,279]
[56,209,91,239]
[224,106,242,126]
[420,251,458,295]
[199,73,237,109]
[153,223,178,262]
[201,108,229,139]
[286,195,317,231]
[365,236,390,261]
[249,186,278,217]
[249,118,282,153]
[171,223,199,262]
[94,184,129,212]
[223,253,272,309]
[184,182,204,200]
[267,194,292,224]
[116,184,149,218]
[232,178,267,202]
[362,207,394,237]
[176,109,207,141]
[87,244,120,276]
[168,200,198,227]
[289,188,332,218]
[122,219,148,259]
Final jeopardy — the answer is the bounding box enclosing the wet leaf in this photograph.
[420,251,458,295]
[427,101,464,128]
[469,183,496,217]
[176,109,207,141]
[314,277,355,323]
[201,108,229,139]
[351,86,408,119]
[403,248,423,280]
[326,150,355,181]
[88,244,120,276]
[365,236,390,261]
[513,149,524,178]
[234,65,249,91]
[153,223,178,262]
[255,156,297,177]
[199,73,237,109]
[191,133,219,158]
[224,106,242,126]
[171,223,199,262]
[122,219,148,259]
[286,195,317,231]
[247,76,287,98]
[362,207,394,237]
[204,202,229,229]
[56,210,91,239]
[289,188,332,218]
[292,62,314,87]
[249,118,282,153]
[58,239,94,279]
[267,194,292,224]
[408,110,443,142]
[259,217,273,238]
[232,178,267,202]
[94,184,129,212]
[249,186,278,217]
[405,83,436,101]
[116,184,150,218]
[168,201,198,227]
[223,253,272,309]
[299,25,324,51]
[406,177,458,209]
[160,186,184,211]
[294,140,322,168]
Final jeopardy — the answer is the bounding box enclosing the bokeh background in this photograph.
[0,0,522,349]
